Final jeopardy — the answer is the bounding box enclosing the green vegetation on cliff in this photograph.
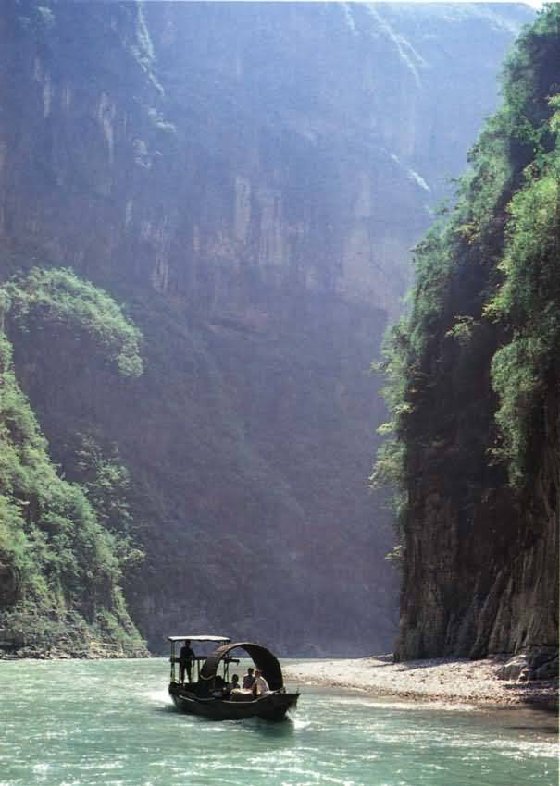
[0,268,145,655]
[375,7,560,661]
[487,93,560,487]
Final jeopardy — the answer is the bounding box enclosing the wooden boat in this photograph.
[167,635,299,721]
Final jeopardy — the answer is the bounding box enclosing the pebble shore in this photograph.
[283,655,558,710]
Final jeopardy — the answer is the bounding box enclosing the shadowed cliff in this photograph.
[376,6,559,675]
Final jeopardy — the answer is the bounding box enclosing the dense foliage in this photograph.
[377,5,560,500]
[487,94,560,485]
[0,268,145,655]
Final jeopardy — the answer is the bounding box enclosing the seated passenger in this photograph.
[242,667,255,690]
[211,674,226,697]
[252,669,270,697]
[229,672,254,700]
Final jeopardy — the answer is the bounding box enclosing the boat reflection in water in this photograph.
[167,634,300,721]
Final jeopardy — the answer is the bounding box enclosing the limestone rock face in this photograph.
[395,305,558,668]
[397,479,559,665]
[394,8,559,670]
[0,1,530,654]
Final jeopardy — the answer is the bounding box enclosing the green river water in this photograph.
[0,658,556,786]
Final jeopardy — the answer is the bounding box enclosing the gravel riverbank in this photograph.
[283,655,558,710]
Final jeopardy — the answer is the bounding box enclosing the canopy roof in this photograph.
[199,642,284,691]
[167,635,231,643]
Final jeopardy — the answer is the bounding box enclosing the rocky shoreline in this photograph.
[0,642,148,660]
[283,655,559,711]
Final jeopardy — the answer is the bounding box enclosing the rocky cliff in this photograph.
[378,6,559,674]
[0,1,531,655]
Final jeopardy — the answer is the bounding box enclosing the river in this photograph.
[0,658,556,785]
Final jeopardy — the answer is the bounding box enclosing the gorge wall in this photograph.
[379,7,559,672]
[0,1,532,655]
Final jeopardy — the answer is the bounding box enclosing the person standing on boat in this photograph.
[242,667,255,690]
[252,669,270,697]
[179,639,195,683]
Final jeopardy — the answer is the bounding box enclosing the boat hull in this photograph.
[169,685,299,721]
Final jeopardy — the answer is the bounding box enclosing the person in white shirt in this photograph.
[252,669,270,697]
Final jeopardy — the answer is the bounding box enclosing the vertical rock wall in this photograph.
[395,8,559,666]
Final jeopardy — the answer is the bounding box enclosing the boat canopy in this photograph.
[200,642,284,691]
[167,635,231,643]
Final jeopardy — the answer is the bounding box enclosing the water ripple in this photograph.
[0,659,556,786]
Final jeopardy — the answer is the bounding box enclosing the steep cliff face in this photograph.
[0,1,530,654]
[379,7,559,668]
[143,2,531,318]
